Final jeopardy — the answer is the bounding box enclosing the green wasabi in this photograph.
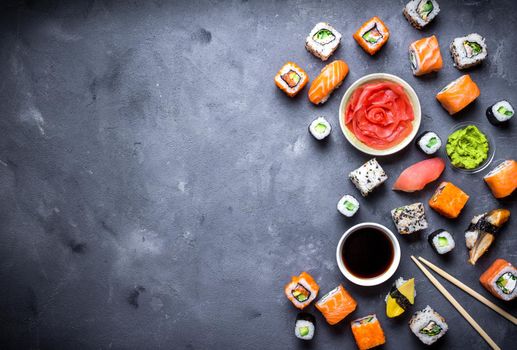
[446,125,489,170]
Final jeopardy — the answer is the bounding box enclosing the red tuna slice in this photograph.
[393,158,446,192]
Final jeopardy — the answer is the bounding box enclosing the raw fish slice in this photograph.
[308,60,349,105]
[392,158,445,192]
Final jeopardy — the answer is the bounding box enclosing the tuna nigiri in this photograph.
[308,60,349,105]
[316,284,356,325]
[436,74,480,115]
[393,158,445,192]
[409,35,443,76]
[484,160,517,198]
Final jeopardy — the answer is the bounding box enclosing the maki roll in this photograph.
[403,0,440,30]
[385,277,415,318]
[479,259,516,301]
[415,131,442,155]
[294,313,316,340]
[429,182,469,219]
[409,306,448,345]
[316,284,357,325]
[349,158,388,197]
[436,74,480,115]
[450,33,487,70]
[353,17,390,55]
[284,272,320,309]
[391,202,428,235]
[305,22,342,61]
[484,160,517,198]
[428,229,455,254]
[350,314,386,350]
[274,62,309,97]
[486,100,514,125]
[409,35,443,76]
[309,117,331,140]
[337,194,359,217]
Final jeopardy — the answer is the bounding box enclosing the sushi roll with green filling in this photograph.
[486,100,514,125]
[309,117,331,140]
[416,131,442,155]
[450,33,487,70]
[403,0,440,29]
[337,194,359,217]
[409,306,448,345]
[305,22,342,61]
[294,313,315,340]
[428,229,455,254]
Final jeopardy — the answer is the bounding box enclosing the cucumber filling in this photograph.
[299,326,310,337]
[362,25,382,44]
[281,70,301,88]
[497,106,513,117]
[313,28,336,45]
[292,283,311,302]
[496,272,516,295]
[426,137,438,148]
[419,321,442,336]
[418,0,434,20]
[344,200,356,211]
[463,41,482,58]
[314,123,327,134]
[357,316,374,325]
[437,236,448,247]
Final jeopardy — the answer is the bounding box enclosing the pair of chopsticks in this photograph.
[411,256,517,350]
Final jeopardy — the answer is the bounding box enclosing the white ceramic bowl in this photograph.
[336,222,401,287]
[339,73,421,156]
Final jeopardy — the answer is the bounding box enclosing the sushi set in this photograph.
[276,1,516,349]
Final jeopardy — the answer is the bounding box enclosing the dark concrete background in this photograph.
[0,0,515,349]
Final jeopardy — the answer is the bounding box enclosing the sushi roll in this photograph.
[294,313,316,340]
[274,62,309,97]
[484,160,517,198]
[403,0,440,30]
[308,60,349,105]
[436,74,480,115]
[353,17,390,55]
[409,306,448,345]
[350,314,386,350]
[486,100,514,125]
[309,117,331,140]
[428,229,455,254]
[479,259,516,301]
[349,158,388,197]
[305,22,342,61]
[385,277,415,318]
[429,182,469,219]
[415,131,442,155]
[337,194,359,217]
[409,35,443,76]
[316,284,357,325]
[450,33,487,70]
[391,202,428,235]
[284,272,320,309]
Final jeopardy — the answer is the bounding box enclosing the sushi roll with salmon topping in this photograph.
[450,33,487,70]
[403,0,440,29]
[428,229,455,254]
[284,272,319,309]
[486,100,514,125]
[479,259,516,301]
[316,284,357,325]
[308,60,349,105]
[429,182,469,219]
[309,116,331,140]
[415,131,442,155]
[305,22,342,61]
[294,313,316,340]
[351,314,386,350]
[409,35,443,76]
[436,75,480,115]
[484,160,517,198]
[274,62,309,97]
[353,17,389,55]
[409,306,448,345]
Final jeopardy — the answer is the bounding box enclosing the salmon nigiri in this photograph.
[308,60,349,105]
[393,158,445,192]
[316,284,356,325]
[436,74,480,115]
[409,35,443,76]
[483,160,517,198]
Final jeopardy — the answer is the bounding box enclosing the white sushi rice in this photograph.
[309,117,331,140]
[274,63,308,96]
[409,306,448,345]
[450,33,487,69]
[295,319,315,340]
[431,230,455,254]
[417,132,441,154]
[305,22,342,61]
[465,214,483,249]
[337,194,359,217]
[490,100,514,122]
[403,0,440,29]
[349,158,388,197]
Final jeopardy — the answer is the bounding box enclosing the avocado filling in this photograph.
[281,70,301,88]
[419,321,442,336]
[292,283,311,302]
[299,326,310,336]
[497,106,514,117]
[426,137,439,148]
[496,272,516,295]
[362,25,383,44]
[463,41,482,58]
[313,28,336,45]
[357,316,374,325]
[344,200,356,211]
[314,123,327,134]
[409,50,417,70]
[418,0,434,20]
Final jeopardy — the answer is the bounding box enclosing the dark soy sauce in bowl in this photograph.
[342,227,394,279]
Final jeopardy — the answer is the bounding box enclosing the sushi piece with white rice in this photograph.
[403,0,440,30]
[450,33,487,70]
[337,194,359,217]
[349,158,388,197]
[428,229,455,254]
[391,202,428,235]
[486,100,514,125]
[305,22,342,61]
[294,312,315,340]
[409,306,448,345]
[416,131,442,155]
[309,117,331,140]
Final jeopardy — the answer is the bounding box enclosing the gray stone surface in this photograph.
[0,0,515,349]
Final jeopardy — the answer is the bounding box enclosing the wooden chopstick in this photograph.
[418,256,517,326]
[411,256,501,350]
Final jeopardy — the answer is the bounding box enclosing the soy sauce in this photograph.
[342,227,394,278]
